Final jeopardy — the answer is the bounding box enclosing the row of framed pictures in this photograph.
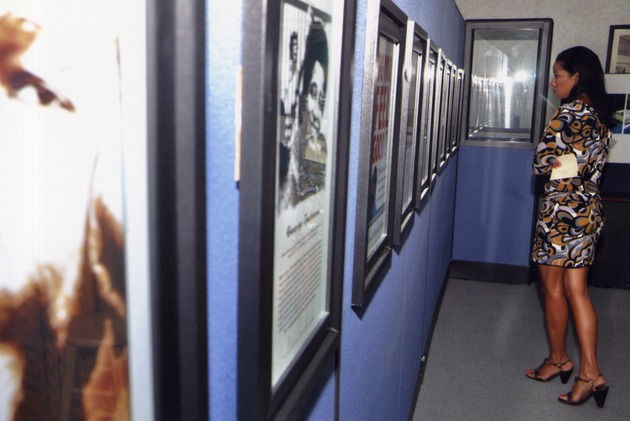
[351,0,465,309]
[238,0,464,419]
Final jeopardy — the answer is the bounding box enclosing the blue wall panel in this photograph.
[397,205,430,418]
[423,158,458,346]
[206,1,242,419]
[206,0,464,419]
[338,253,407,420]
[299,361,337,421]
[335,0,462,417]
[452,145,536,267]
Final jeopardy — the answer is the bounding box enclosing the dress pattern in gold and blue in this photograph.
[531,100,611,267]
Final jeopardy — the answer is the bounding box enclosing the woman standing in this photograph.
[526,46,616,407]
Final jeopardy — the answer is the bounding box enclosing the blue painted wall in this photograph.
[315,0,465,419]
[206,0,464,419]
[452,146,536,267]
[207,1,241,420]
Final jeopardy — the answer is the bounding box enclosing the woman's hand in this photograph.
[551,159,563,168]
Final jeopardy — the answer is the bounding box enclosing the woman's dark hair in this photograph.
[556,46,617,128]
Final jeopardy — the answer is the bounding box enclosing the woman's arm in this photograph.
[533,108,571,174]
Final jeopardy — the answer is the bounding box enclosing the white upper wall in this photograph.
[455,0,630,73]
[456,0,630,163]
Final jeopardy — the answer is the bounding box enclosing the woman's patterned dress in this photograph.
[531,100,611,267]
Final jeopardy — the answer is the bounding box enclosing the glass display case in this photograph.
[461,19,553,145]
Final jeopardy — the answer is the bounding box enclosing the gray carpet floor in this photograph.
[412,277,630,421]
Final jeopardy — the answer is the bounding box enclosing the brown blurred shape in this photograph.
[0,12,75,111]
[0,195,129,420]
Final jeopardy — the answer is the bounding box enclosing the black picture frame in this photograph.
[238,0,356,419]
[415,39,438,208]
[147,0,208,419]
[392,20,427,250]
[606,25,630,74]
[429,48,444,185]
[352,0,408,309]
[451,68,465,152]
[437,54,450,171]
[446,62,458,153]
[441,60,452,163]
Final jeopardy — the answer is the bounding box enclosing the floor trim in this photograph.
[449,260,532,285]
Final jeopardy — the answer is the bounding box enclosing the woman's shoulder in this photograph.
[558,100,591,113]
[555,101,597,126]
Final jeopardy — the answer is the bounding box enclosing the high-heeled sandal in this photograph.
[525,357,573,383]
[558,373,609,408]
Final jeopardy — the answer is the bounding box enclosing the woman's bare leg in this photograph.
[559,267,606,399]
[526,264,573,378]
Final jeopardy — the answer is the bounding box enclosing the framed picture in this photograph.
[429,48,444,184]
[606,25,630,74]
[239,0,356,418]
[610,92,630,134]
[438,56,452,170]
[415,40,438,207]
[352,0,407,309]
[447,63,458,154]
[392,21,426,250]
[451,68,465,152]
[605,75,630,163]
[0,0,207,420]
[441,60,453,166]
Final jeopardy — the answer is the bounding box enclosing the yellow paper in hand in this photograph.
[550,153,578,180]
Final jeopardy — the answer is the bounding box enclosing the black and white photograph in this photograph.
[277,3,330,209]
[272,0,336,389]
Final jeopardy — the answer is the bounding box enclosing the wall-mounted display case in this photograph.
[461,19,553,146]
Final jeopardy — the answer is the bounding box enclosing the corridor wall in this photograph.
[300,0,465,418]
[206,0,465,420]
[206,0,241,419]
[452,146,537,269]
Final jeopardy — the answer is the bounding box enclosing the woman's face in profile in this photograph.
[550,61,578,101]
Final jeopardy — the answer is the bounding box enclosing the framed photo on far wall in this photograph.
[606,25,630,74]
[605,74,630,164]
[352,0,407,309]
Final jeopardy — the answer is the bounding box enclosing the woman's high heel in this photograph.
[526,357,573,383]
[558,373,609,408]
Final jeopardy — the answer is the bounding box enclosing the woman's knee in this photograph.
[563,267,590,300]
[541,282,566,301]
[538,265,566,299]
